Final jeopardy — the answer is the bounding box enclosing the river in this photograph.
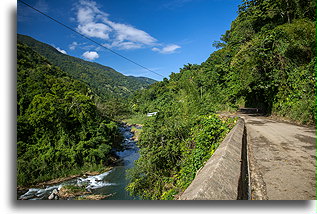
[18,124,140,200]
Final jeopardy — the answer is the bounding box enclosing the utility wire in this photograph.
[17,0,166,78]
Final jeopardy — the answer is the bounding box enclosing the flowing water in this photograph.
[18,125,140,200]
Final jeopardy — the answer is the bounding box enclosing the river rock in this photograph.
[48,189,59,200]
[48,193,54,200]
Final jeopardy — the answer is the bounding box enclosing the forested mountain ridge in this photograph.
[17,42,122,186]
[132,0,315,124]
[17,34,156,100]
[126,0,316,200]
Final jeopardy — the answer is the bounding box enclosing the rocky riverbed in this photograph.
[18,124,140,200]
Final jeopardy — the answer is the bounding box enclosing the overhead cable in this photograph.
[18,0,166,78]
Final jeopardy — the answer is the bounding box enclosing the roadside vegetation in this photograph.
[17,0,315,200]
[126,0,315,199]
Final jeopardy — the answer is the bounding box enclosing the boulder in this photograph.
[48,189,59,200]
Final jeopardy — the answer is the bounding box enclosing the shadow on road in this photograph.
[238,108,268,117]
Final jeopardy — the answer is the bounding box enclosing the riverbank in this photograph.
[121,114,148,141]
[121,114,148,126]
[18,124,140,200]
[17,166,113,192]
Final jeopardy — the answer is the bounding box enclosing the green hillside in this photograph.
[17,34,156,100]
[126,0,316,199]
[17,42,122,186]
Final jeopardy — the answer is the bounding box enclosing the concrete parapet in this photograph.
[179,118,247,200]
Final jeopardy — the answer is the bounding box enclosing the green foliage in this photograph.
[17,43,122,186]
[126,0,315,200]
[17,0,315,199]
[126,114,235,200]
[17,34,156,101]
[228,18,315,121]
[224,0,315,121]
[122,113,149,125]
[177,115,235,188]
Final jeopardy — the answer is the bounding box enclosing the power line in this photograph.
[17,0,166,78]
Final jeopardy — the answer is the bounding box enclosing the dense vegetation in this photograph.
[17,34,156,101]
[126,0,316,199]
[127,114,235,200]
[17,0,315,199]
[17,43,122,186]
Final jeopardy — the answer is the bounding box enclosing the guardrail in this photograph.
[179,118,249,200]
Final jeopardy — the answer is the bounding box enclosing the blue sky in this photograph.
[18,0,241,81]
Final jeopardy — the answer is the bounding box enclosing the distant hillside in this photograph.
[17,42,123,186]
[17,34,156,100]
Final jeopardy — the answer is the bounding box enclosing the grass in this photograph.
[121,113,149,141]
[122,113,149,126]
[130,126,143,141]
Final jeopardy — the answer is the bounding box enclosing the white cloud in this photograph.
[75,0,111,40]
[77,22,111,40]
[105,20,156,46]
[56,47,67,54]
[77,6,94,24]
[152,44,181,54]
[151,47,160,52]
[103,41,143,50]
[69,42,78,50]
[74,0,174,52]
[82,44,96,50]
[82,51,99,60]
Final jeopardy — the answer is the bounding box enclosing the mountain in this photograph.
[17,42,122,186]
[17,34,156,100]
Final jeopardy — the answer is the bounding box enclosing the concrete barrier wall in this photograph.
[179,118,246,200]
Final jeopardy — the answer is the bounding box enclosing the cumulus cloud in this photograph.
[78,22,111,40]
[82,51,99,60]
[152,44,181,54]
[56,47,67,54]
[74,0,176,52]
[104,20,156,46]
[75,0,111,40]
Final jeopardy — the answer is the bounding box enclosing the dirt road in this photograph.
[241,114,316,200]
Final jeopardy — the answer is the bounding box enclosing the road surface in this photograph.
[240,114,316,200]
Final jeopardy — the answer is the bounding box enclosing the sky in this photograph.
[17,0,241,81]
